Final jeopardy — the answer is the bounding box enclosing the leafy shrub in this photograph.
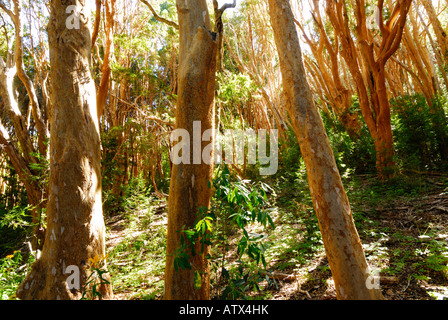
[321,98,376,175]
[391,94,448,170]
[0,250,34,300]
[173,165,276,299]
[0,205,33,258]
[209,165,276,299]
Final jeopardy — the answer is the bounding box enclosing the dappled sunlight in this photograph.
[1,0,448,304]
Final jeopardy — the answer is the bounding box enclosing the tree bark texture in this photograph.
[164,0,217,300]
[268,0,384,300]
[353,0,412,179]
[16,0,112,300]
[0,0,48,228]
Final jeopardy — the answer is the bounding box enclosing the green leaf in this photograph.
[194,270,202,289]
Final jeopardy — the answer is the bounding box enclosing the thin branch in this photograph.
[139,0,178,30]
[218,0,236,13]
[0,1,14,21]
[91,0,102,48]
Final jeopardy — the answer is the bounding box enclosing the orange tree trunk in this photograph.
[368,66,396,179]
[268,0,384,300]
[16,0,113,300]
[164,0,218,300]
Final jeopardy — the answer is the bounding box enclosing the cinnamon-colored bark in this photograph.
[164,0,217,300]
[268,0,384,300]
[16,0,113,300]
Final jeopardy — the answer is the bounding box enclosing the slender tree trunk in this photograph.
[420,0,448,62]
[164,0,217,300]
[298,3,361,139]
[268,0,384,300]
[0,1,47,231]
[16,0,113,300]
[96,0,116,121]
[368,65,396,179]
[10,0,49,157]
[0,121,43,229]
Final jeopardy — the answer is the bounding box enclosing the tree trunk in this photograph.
[268,0,384,300]
[353,0,411,179]
[0,121,44,229]
[0,1,47,229]
[16,0,113,300]
[420,0,448,62]
[96,0,116,121]
[298,2,361,139]
[164,0,217,300]
[367,66,396,179]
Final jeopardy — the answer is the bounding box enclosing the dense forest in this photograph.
[0,0,447,301]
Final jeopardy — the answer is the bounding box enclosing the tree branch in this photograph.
[0,1,14,21]
[218,0,236,13]
[91,0,102,48]
[139,0,179,29]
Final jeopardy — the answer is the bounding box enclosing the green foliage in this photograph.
[0,205,32,231]
[276,127,303,176]
[28,149,50,189]
[211,165,274,263]
[106,193,166,300]
[0,204,33,257]
[391,94,448,171]
[321,93,448,175]
[216,72,259,127]
[218,261,275,300]
[0,250,34,300]
[81,258,111,300]
[217,72,257,107]
[321,98,376,175]
[209,165,276,299]
[173,206,214,273]
[172,165,276,298]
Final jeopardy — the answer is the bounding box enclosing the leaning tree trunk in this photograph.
[164,0,217,300]
[16,0,113,300]
[268,0,384,300]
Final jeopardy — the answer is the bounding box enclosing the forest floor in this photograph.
[105,171,448,300]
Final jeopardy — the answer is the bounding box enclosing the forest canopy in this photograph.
[0,0,447,301]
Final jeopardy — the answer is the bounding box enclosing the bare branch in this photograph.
[219,0,236,13]
[0,1,14,21]
[91,0,102,48]
[139,0,179,30]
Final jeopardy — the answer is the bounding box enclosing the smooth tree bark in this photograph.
[353,0,412,179]
[0,0,49,157]
[16,0,113,299]
[268,0,384,300]
[297,2,362,139]
[420,0,448,64]
[96,0,116,121]
[164,0,218,300]
[323,0,411,179]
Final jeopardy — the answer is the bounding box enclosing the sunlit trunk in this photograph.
[268,0,384,300]
[17,0,113,300]
[164,0,217,300]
